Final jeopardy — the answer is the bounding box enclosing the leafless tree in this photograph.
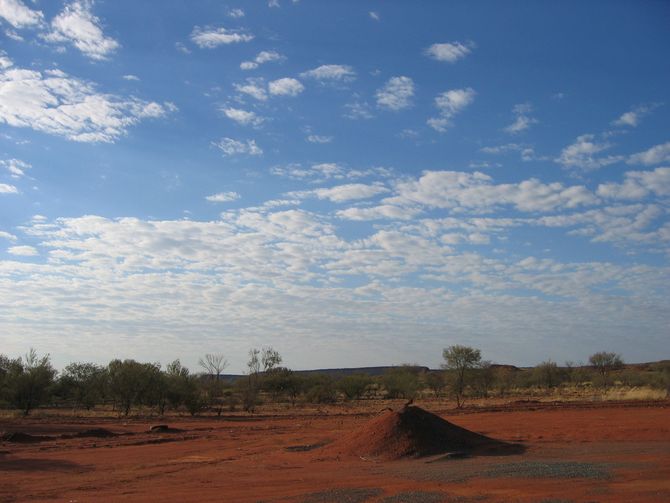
[199,353,228,381]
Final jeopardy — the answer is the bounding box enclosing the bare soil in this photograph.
[1,400,669,502]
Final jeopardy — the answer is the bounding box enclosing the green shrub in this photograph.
[337,374,373,400]
[382,367,420,399]
[304,375,337,404]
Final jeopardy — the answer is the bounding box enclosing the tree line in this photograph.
[0,346,668,416]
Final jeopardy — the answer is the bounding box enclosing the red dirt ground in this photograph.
[1,400,669,502]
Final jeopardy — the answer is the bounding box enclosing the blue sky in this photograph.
[1,0,669,372]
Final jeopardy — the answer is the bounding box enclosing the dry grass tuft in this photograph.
[601,386,667,401]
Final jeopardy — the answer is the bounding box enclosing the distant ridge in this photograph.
[213,360,668,382]
[217,365,430,382]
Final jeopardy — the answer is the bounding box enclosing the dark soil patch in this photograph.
[379,491,447,503]
[285,441,329,452]
[126,436,193,447]
[0,431,50,443]
[0,457,92,473]
[149,425,184,433]
[65,428,117,439]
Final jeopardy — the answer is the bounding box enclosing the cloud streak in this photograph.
[191,26,253,48]
[376,76,414,111]
[43,0,119,60]
[212,137,263,156]
[0,0,43,29]
[0,64,174,142]
[428,88,475,132]
[425,41,474,63]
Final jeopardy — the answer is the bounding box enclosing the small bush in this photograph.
[337,374,373,400]
[304,375,337,404]
[382,367,420,399]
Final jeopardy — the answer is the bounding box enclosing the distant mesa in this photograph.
[321,405,524,461]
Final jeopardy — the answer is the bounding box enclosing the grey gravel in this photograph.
[299,487,383,503]
[482,461,611,480]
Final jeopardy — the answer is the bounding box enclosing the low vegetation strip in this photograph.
[0,346,667,418]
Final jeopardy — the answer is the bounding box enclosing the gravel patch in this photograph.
[298,488,383,503]
[482,461,611,480]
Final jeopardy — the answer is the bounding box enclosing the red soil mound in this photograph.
[323,405,522,460]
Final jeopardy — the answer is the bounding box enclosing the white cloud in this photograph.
[369,11,379,21]
[240,50,283,70]
[0,65,174,142]
[7,244,37,255]
[428,87,475,132]
[537,204,668,246]
[268,0,280,7]
[557,134,623,171]
[256,51,281,64]
[221,107,264,127]
[612,104,655,128]
[480,143,546,163]
[628,141,670,166]
[306,134,332,144]
[425,41,474,63]
[597,167,670,200]
[337,204,421,221]
[290,183,389,203]
[343,101,373,120]
[4,28,22,40]
[0,51,12,69]
[206,191,241,203]
[271,163,391,181]
[122,74,140,81]
[470,161,504,170]
[398,129,419,139]
[0,231,17,241]
[0,0,43,29]
[0,183,18,194]
[175,41,191,54]
[503,103,537,134]
[2,207,668,369]
[43,1,119,61]
[268,77,304,96]
[389,171,598,213]
[228,8,245,18]
[212,137,262,156]
[234,80,267,101]
[375,76,414,111]
[1,158,30,178]
[300,64,356,82]
[271,163,340,180]
[190,26,253,48]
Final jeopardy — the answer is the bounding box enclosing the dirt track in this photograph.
[2,400,669,502]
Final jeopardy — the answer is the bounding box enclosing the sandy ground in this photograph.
[1,400,669,502]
